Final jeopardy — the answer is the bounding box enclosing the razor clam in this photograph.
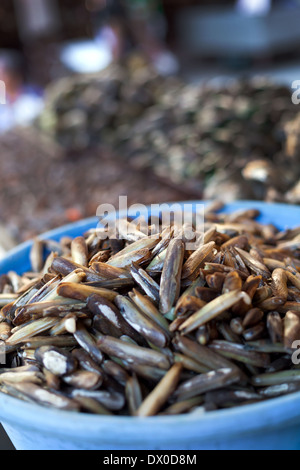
[222,271,243,294]
[84,278,134,289]
[26,274,64,304]
[0,370,43,385]
[110,237,158,260]
[18,270,85,315]
[18,348,36,362]
[92,315,122,339]
[221,235,249,250]
[178,297,209,325]
[204,263,248,280]
[162,397,204,415]
[271,269,288,302]
[64,317,79,335]
[227,209,260,223]
[97,335,170,370]
[267,356,292,373]
[230,318,244,336]
[0,383,36,405]
[0,275,12,294]
[286,271,300,291]
[115,295,168,348]
[72,349,103,375]
[35,346,77,376]
[0,294,18,307]
[245,340,287,354]
[130,263,160,303]
[174,353,208,374]
[277,302,300,314]
[205,389,262,407]
[243,323,265,342]
[129,364,168,382]
[51,257,106,283]
[137,364,182,417]
[252,371,300,387]
[73,396,112,415]
[259,382,300,398]
[30,239,44,273]
[234,248,271,279]
[267,312,283,344]
[24,335,77,349]
[176,368,239,401]
[7,383,80,411]
[243,275,263,298]
[264,258,286,270]
[71,389,125,411]
[126,374,143,416]
[117,219,148,242]
[63,371,102,390]
[255,296,285,311]
[0,365,39,375]
[175,277,206,317]
[107,248,152,269]
[102,360,129,385]
[206,272,226,291]
[182,242,216,280]
[0,322,12,341]
[57,283,117,302]
[159,239,185,314]
[129,289,170,334]
[108,239,126,257]
[73,323,103,364]
[209,340,270,368]
[2,280,46,322]
[179,291,251,334]
[151,226,173,256]
[217,321,242,344]
[49,317,76,336]
[277,237,300,251]
[146,248,167,274]
[71,237,88,267]
[196,325,210,346]
[43,252,58,276]
[284,311,300,349]
[6,317,60,346]
[243,308,264,329]
[253,286,273,304]
[88,294,143,342]
[90,263,131,280]
[287,288,300,303]
[14,300,88,326]
[173,336,241,374]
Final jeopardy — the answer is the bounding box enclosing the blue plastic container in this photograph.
[0,201,300,450]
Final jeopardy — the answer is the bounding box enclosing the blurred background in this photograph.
[0,0,300,249]
[1,0,300,450]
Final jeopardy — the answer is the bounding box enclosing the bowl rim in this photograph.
[1,386,300,442]
[1,200,300,441]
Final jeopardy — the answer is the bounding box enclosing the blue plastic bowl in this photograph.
[0,201,300,450]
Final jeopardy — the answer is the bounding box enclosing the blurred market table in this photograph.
[0,128,190,244]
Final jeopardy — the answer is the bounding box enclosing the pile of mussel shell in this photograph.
[38,58,300,203]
